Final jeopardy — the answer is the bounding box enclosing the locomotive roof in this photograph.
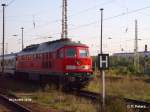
[18,38,87,55]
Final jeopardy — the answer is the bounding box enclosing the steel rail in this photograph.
[72,89,150,108]
[0,88,32,112]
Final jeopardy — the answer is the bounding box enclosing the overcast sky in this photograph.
[0,0,150,55]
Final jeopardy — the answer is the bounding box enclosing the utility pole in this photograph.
[61,0,68,39]
[134,20,139,73]
[100,9,103,54]
[144,44,148,74]
[1,4,6,74]
[5,43,8,54]
[21,27,24,50]
[100,8,105,112]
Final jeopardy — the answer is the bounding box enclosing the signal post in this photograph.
[98,8,109,112]
[144,44,148,74]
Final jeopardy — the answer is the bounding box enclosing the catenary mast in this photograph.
[61,0,68,39]
[134,20,139,72]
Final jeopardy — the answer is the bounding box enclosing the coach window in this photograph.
[66,48,76,58]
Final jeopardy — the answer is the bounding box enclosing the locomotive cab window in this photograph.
[66,48,76,57]
[79,49,89,57]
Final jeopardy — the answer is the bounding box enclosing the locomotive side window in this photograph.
[36,54,38,59]
[40,54,42,59]
[34,54,36,59]
[46,53,48,59]
[66,48,76,57]
[38,54,40,59]
[58,49,64,58]
[79,49,89,57]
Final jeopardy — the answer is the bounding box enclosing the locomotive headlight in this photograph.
[79,65,89,70]
[65,73,69,75]
[84,65,89,69]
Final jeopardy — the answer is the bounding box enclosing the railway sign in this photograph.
[144,45,148,58]
[98,54,109,70]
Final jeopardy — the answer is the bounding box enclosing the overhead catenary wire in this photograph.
[14,0,115,34]
[2,0,114,18]
[67,5,150,30]
[1,0,114,31]
[68,0,115,18]
[0,0,114,34]
[34,4,150,39]
[105,5,150,20]
[6,0,16,6]
[5,2,150,44]
[1,1,150,26]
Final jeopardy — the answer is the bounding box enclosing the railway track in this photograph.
[67,89,150,109]
[0,89,32,112]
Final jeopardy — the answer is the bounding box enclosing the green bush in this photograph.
[92,56,150,75]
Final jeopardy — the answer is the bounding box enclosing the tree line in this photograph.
[92,55,150,75]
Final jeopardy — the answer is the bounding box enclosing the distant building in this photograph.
[113,51,150,58]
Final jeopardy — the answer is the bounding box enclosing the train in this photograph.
[0,38,93,88]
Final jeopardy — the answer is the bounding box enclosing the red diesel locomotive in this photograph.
[14,38,93,87]
[0,38,93,88]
